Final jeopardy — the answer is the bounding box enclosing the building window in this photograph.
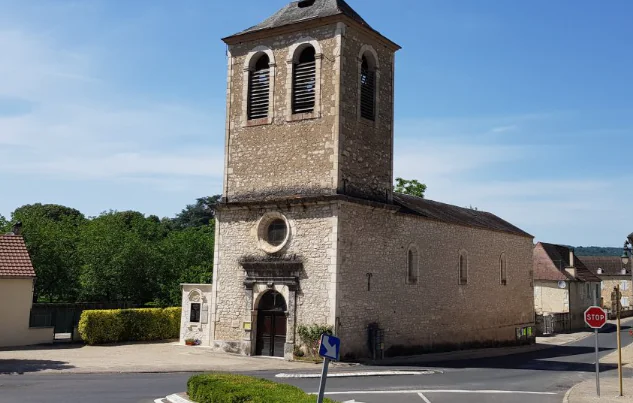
[247,54,270,120]
[190,303,201,323]
[407,246,419,284]
[292,46,316,114]
[500,253,507,285]
[257,212,291,254]
[459,251,468,285]
[267,219,287,247]
[360,55,376,120]
[621,280,629,291]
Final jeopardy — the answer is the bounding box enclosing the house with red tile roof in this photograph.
[579,256,632,312]
[533,242,601,333]
[0,232,53,347]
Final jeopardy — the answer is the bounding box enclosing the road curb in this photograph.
[275,369,441,378]
[563,382,579,403]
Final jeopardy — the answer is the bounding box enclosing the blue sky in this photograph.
[0,0,631,246]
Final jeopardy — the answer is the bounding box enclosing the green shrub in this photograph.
[78,307,181,345]
[297,324,333,358]
[187,374,338,403]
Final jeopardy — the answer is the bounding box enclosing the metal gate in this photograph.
[29,302,138,341]
[536,313,571,335]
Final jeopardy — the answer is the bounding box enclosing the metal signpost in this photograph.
[584,304,607,397]
[616,285,623,397]
[317,333,341,403]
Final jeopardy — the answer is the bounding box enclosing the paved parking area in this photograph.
[0,342,315,374]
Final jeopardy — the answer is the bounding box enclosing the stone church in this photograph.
[180,0,535,360]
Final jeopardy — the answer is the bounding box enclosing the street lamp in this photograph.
[622,235,633,291]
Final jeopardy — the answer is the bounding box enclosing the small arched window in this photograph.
[292,46,316,114]
[459,251,468,285]
[500,253,507,285]
[407,246,419,284]
[360,55,376,121]
[247,54,270,120]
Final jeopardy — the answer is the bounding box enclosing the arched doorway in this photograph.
[255,290,287,357]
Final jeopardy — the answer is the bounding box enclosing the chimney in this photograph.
[565,248,576,278]
[11,221,22,236]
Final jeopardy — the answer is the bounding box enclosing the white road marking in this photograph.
[418,392,432,403]
[276,370,437,378]
[325,389,557,396]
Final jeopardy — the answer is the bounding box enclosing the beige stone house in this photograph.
[533,242,601,332]
[580,256,632,312]
[206,0,535,360]
[0,233,53,347]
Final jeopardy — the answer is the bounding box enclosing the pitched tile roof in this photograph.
[393,193,533,238]
[226,0,380,40]
[533,243,569,281]
[578,256,632,277]
[0,235,36,278]
[534,242,601,283]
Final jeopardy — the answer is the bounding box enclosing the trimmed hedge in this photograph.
[187,374,338,403]
[78,307,181,345]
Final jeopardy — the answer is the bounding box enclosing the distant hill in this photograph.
[573,246,622,257]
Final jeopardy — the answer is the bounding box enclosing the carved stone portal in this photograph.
[240,259,302,360]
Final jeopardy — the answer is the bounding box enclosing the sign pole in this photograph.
[594,289,600,397]
[617,285,623,396]
[317,333,340,403]
[316,358,330,403]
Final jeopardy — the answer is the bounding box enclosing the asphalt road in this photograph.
[0,322,631,403]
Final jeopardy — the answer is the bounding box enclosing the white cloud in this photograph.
[0,24,225,189]
[392,116,632,246]
[490,125,518,133]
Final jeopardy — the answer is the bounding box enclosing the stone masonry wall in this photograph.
[225,25,340,202]
[569,281,599,329]
[336,201,535,359]
[180,284,213,345]
[534,281,569,314]
[212,203,337,353]
[338,26,395,202]
[601,278,633,309]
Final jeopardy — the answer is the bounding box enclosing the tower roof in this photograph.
[224,0,398,48]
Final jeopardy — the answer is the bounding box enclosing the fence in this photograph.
[29,302,140,337]
[535,313,571,336]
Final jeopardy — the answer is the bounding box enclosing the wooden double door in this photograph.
[255,291,287,357]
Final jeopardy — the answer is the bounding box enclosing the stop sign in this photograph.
[584,306,607,329]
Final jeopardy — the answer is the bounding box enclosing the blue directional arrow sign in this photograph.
[319,334,340,361]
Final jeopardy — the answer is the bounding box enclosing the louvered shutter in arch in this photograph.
[248,55,270,120]
[292,47,316,114]
[360,56,376,121]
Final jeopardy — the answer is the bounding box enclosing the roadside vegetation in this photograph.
[0,197,218,306]
[187,374,338,403]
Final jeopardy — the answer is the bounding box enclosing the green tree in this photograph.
[0,214,9,233]
[155,224,214,306]
[394,178,427,198]
[172,196,221,229]
[78,211,166,303]
[10,204,86,302]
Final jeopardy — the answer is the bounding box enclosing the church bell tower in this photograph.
[221,0,400,204]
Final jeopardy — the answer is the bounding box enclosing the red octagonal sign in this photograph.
[584,306,607,329]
